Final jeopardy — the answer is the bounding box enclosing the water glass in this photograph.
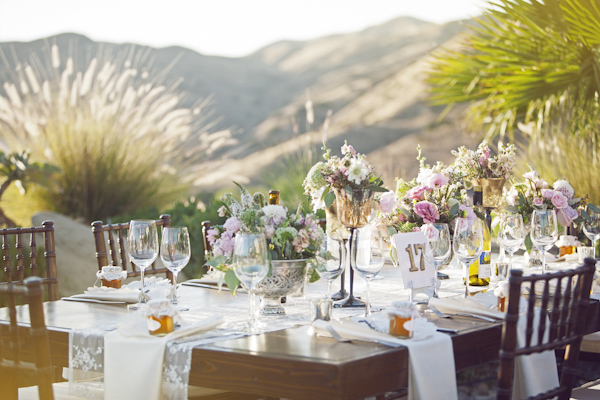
[313,237,344,300]
[423,223,452,298]
[497,213,525,279]
[583,205,600,259]
[453,218,485,298]
[352,229,385,316]
[530,209,558,274]
[128,220,159,308]
[160,227,191,310]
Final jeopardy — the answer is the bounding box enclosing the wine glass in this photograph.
[313,237,344,300]
[453,218,485,298]
[352,229,385,316]
[232,232,269,332]
[423,223,452,298]
[128,220,159,308]
[160,227,191,311]
[530,209,559,274]
[497,213,525,280]
[583,205,600,259]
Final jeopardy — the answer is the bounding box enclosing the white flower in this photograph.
[553,179,575,200]
[416,167,433,185]
[346,158,368,185]
[261,205,288,226]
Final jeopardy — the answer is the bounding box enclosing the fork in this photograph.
[428,304,498,323]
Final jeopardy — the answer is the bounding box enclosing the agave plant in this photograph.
[428,0,600,202]
[0,43,236,221]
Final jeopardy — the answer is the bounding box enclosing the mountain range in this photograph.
[0,16,480,193]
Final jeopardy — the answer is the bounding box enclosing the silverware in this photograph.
[428,304,498,323]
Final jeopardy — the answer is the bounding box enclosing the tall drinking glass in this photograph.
[531,209,558,274]
[352,230,385,316]
[232,232,269,332]
[497,213,525,280]
[453,218,484,298]
[423,223,451,298]
[128,220,159,308]
[313,237,344,300]
[583,206,600,259]
[160,227,191,310]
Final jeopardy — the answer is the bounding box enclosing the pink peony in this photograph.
[532,197,544,207]
[407,185,429,201]
[556,206,579,226]
[541,189,555,200]
[379,191,396,214]
[414,201,440,224]
[213,231,234,257]
[206,228,219,246]
[223,217,242,234]
[427,173,449,189]
[421,224,439,241]
[551,191,568,209]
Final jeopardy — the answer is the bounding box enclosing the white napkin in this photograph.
[104,314,224,400]
[428,296,505,320]
[313,319,457,400]
[67,287,141,303]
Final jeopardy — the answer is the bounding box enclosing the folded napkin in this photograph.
[67,287,141,303]
[104,314,224,400]
[313,319,457,400]
[428,296,505,320]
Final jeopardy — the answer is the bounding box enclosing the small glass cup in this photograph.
[557,235,578,257]
[388,301,415,339]
[578,246,595,263]
[145,299,176,336]
[309,298,333,322]
[96,266,127,289]
[494,281,509,312]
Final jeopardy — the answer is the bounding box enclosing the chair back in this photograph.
[0,277,54,400]
[497,259,596,400]
[91,215,172,280]
[0,221,58,301]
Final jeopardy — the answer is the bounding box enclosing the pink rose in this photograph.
[541,189,555,200]
[556,206,579,226]
[213,231,234,257]
[421,224,439,241]
[426,173,449,189]
[459,204,477,221]
[223,217,242,234]
[407,185,428,201]
[532,197,544,207]
[535,179,548,189]
[413,201,440,224]
[379,191,396,214]
[206,228,219,246]
[551,191,568,209]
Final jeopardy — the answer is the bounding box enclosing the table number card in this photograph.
[392,231,435,290]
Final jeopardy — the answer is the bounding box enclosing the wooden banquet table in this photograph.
[2,263,600,400]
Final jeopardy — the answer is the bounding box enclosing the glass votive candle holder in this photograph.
[145,299,176,336]
[96,266,127,288]
[578,246,595,263]
[309,298,333,322]
[494,281,509,312]
[388,301,415,339]
[557,235,578,257]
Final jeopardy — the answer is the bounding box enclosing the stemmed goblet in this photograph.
[583,205,600,259]
[313,237,344,300]
[160,226,191,311]
[453,218,485,298]
[352,229,385,316]
[530,209,559,274]
[423,223,452,299]
[232,232,269,333]
[128,220,159,308]
[497,213,525,280]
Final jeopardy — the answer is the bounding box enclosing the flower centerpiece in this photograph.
[451,142,517,208]
[205,183,325,295]
[375,146,472,239]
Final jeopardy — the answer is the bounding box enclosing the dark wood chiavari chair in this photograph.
[0,277,54,400]
[497,258,596,400]
[91,215,173,281]
[0,221,58,301]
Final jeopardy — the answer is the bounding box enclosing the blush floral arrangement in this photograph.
[374,146,473,239]
[303,141,386,212]
[205,183,325,292]
[451,142,517,180]
[502,169,585,228]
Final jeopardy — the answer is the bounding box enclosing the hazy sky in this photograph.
[0,0,487,57]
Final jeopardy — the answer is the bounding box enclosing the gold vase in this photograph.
[333,188,374,229]
[471,178,506,208]
[325,203,350,240]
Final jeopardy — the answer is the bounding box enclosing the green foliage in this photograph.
[428,0,600,145]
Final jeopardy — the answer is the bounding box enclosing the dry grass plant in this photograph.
[0,41,236,221]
